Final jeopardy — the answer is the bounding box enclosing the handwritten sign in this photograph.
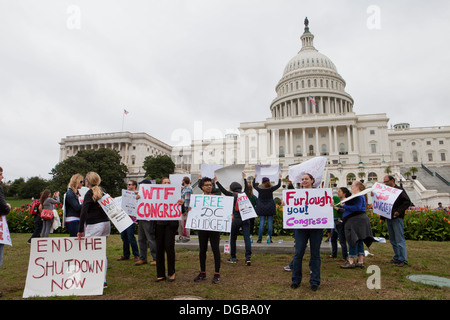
[237,193,257,221]
[288,157,327,187]
[255,164,280,183]
[214,164,245,190]
[200,164,223,179]
[121,190,138,217]
[136,184,182,221]
[98,194,134,233]
[283,188,334,229]
[0,215,12,246]
[371,182,402,219]
[23,237,106,298]
[185,194,233,232]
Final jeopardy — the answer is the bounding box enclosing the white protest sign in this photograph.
[283,188,334,229]
[371,182,403,219]
[0,215,12,246]
[200,164,223,179]
[121,190,138,217]
[170,174,191,189]
[214,164,245,190]
[98,194,134,233]
[288,157,327,187]
[185,194,233,232]
[23,237,106,298]
[237,193,257,221]
[255,164,281,183]
[136,184,182,221]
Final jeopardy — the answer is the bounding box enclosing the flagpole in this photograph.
[122,112,124,132]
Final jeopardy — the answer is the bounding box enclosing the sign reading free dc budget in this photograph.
[283,188,334,229]
[186,195,234,232]
[23,237,106,298]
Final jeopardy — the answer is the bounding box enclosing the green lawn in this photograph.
[1,233,449,300]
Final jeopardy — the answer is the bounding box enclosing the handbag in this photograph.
[41,209,54,221]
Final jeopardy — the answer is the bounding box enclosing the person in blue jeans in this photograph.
[383,175,411,267]
[215,172,252,266]
[290,173,322,291]
[252,174,281,244]
[117,180,140,261]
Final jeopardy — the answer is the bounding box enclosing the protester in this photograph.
[27,195,43,244]
[155,177,182,282]
[135,179,157,266]
[39,189,60,238]
[117,180,140,262]
[192,177,221,284]
[252,174,281,244]
[246,183,258,243]
[177,176,193,243]
[77,172,110,288]
[215,172,252,265]
[0,167,11,298]
[383,175,412,267]
[64,173,84,237]
[290,173,322,291]
[330,187,349,261]
[340,181,374,269]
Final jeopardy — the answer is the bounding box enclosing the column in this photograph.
[352,125,359,153]
[284,128,288,154]
[305,97,309,115]
[347,125,351,153]
[302,128,306,156]
[315,127,319,156]
[333,126,338,154]
[290,128,294,156]
[328,126,333,154]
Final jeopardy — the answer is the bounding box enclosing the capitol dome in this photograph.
[270,18,354,120]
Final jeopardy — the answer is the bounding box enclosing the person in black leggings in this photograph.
[193,177,222,284]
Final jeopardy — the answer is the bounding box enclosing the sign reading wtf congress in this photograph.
[136,184,182,221]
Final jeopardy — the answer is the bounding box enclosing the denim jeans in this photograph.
[66,220,80,237]
[292,228,322,286]
[348,239,364,258]
[230,217,252,259]
[120,222,139,258]
[387,217,408,264]
[331,219,348,260]
[258,215,273,240]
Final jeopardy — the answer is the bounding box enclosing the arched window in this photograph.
[321,144,327,155]
[412,150,418,162]
[279,146,284,157]
[309,145,314,156]
[339,143,345,154]
[296,145,301,156]
[346,173,356,185]
[368,172,378,182]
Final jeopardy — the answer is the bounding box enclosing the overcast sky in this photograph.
[1,0,449,182]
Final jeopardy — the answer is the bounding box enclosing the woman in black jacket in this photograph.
[64,173,84,237]
[252,173,281,244]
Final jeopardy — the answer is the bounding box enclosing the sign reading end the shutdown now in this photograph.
[23,237,106,298]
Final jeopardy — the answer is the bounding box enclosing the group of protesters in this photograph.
[0,163,414,296]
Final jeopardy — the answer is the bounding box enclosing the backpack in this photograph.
[30,199,40,215]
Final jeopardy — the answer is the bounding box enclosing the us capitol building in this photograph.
[59,19,449,206]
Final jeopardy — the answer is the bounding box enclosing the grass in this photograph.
[1,233,449,301]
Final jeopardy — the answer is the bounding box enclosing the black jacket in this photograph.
[216,179,248,219]
[252,179,281,217]
[78,188,109,232]
[0,185,10,216]
[391,185,411,219]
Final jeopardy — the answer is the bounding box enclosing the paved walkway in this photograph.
[175,236,335,254]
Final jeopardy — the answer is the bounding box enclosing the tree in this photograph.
[50,148,128,197]
[142,155,175,180]
[20,176,51,199]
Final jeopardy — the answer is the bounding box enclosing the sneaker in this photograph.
[116,256,129,261]
[355,262,364,269]
[340,261,356,269]
[284,265,292,272]
[311,285,319,291]
[212,273,220,284]
[103,282,108,289]
[135,259,147,266]
[246,259,251,266]
[227,258,237,264]
[194,272,206,282]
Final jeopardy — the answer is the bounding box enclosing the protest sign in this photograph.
[283,188,334,229]
[371,182,402,219]
[98,194,134,233]
[237,193,258,221]
[200,164,223,179]
[121,189,138,217]
[23,237,106,298]
[0,215,12,246]
[255,164,281,183]
[185,194,233,232]
[288,157,327,187]
[169,174,191,189]
[339,186,375,204]
[214,164,245,190]
[136,184,182,221]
